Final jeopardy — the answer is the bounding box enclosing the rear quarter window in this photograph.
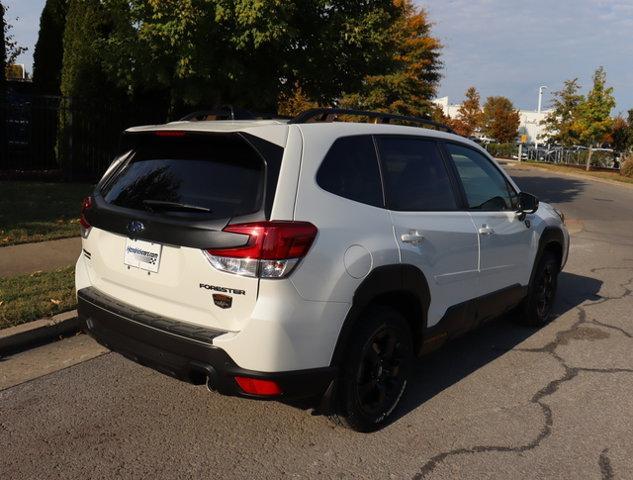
[316,135,383,208]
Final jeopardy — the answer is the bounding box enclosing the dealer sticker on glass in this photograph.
[124,238,162,273]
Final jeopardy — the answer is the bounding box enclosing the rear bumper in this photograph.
[77,287,335,400]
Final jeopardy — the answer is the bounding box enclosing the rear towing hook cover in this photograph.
[213,294,233,309]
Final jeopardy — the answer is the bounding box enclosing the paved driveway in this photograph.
[1,167,632,479]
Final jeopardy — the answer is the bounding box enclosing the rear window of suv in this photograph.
[101,134,266,219]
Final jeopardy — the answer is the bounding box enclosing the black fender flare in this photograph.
[329,264,430,367]
[529,226,565,288]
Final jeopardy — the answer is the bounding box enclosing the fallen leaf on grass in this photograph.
[50,299,61,305]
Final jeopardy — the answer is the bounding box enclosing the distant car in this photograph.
[76,108,569,431]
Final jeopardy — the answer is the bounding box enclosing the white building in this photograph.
[433,96,551,144]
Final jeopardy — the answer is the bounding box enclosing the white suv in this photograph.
[76,108,569,432]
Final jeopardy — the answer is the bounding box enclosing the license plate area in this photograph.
[124,238,162,273]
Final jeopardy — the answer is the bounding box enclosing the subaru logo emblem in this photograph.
[127,220,145,235]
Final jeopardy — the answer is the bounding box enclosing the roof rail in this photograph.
[288,108,454,133]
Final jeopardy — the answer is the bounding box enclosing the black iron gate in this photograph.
[1,93,167,179]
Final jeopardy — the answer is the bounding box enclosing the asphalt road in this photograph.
[2,166,633,480]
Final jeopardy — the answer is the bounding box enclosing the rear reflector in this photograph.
[234,376,282,396]
[203,221,317,278]
[154,131,187,137]
[80,196,93,238]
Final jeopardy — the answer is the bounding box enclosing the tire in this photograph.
[517,251,559,327]
[331,306,414,432]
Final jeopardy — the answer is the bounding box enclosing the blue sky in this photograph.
[5,0,632,113]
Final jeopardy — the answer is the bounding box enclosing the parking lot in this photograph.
[2,166,633,479]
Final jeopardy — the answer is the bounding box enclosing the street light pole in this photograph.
[537,85,548,114]
[535,85,548,150]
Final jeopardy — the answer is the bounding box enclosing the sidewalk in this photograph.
[0,237,81,278]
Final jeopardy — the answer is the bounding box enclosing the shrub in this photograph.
[577,149,614,168]
[621,155,633,178]
[485,142,517,159]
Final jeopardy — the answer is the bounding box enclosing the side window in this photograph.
[377,137,458,211]
[316,136,383,208]
[446,143,517,211]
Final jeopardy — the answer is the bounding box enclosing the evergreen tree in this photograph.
[57,0,126,176]
[1,3,6,88]
[482,96,520,143]
[60,0,110,100]
[1,2,6,163]
[33,0,69,95]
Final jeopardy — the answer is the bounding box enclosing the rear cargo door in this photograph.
[81,132,283,332]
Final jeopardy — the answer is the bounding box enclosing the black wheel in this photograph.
[518,251,559,326]
[331,307,413,432]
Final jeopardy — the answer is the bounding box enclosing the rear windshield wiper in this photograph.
[142,199,211,213]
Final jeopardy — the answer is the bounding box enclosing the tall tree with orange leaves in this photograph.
[340,0,442,118]
[450,87,483,137]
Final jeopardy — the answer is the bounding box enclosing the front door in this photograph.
[444,142,533,300]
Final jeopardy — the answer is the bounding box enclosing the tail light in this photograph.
[80,196,93,238]
[154,130,187,137]
[203,221,317,279]
[234,376,282,396]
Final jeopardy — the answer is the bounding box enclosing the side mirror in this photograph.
[517,192,539,218]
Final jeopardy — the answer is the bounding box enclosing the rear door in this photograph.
[443,142,533,297]
[376,136,480,329]
[81,132,283,332]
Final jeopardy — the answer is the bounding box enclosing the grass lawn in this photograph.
[0,266,76,329]
[518,162,633,185]
[0,181,93,247]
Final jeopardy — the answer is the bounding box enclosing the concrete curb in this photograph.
[0,310,80,354]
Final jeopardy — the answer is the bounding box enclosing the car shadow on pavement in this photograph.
[507,173,588,205]
[390,271,603,425]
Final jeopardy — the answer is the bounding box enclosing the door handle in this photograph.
[401,230,425,244]
[478,225,495,235]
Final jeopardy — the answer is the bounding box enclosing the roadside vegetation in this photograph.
[0,266,75,329]
[621,155,633,179]
[516,161,633,185]
[0,181,91,246]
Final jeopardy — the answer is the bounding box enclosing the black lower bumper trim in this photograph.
[77,287,336,400]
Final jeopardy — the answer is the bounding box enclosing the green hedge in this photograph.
[485,143,518,159]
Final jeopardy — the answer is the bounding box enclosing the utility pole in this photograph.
[535,85,548,150]
[537,85,548,114]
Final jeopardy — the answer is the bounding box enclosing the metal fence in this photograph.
[0,93,167,179]
[523,145,620,169]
